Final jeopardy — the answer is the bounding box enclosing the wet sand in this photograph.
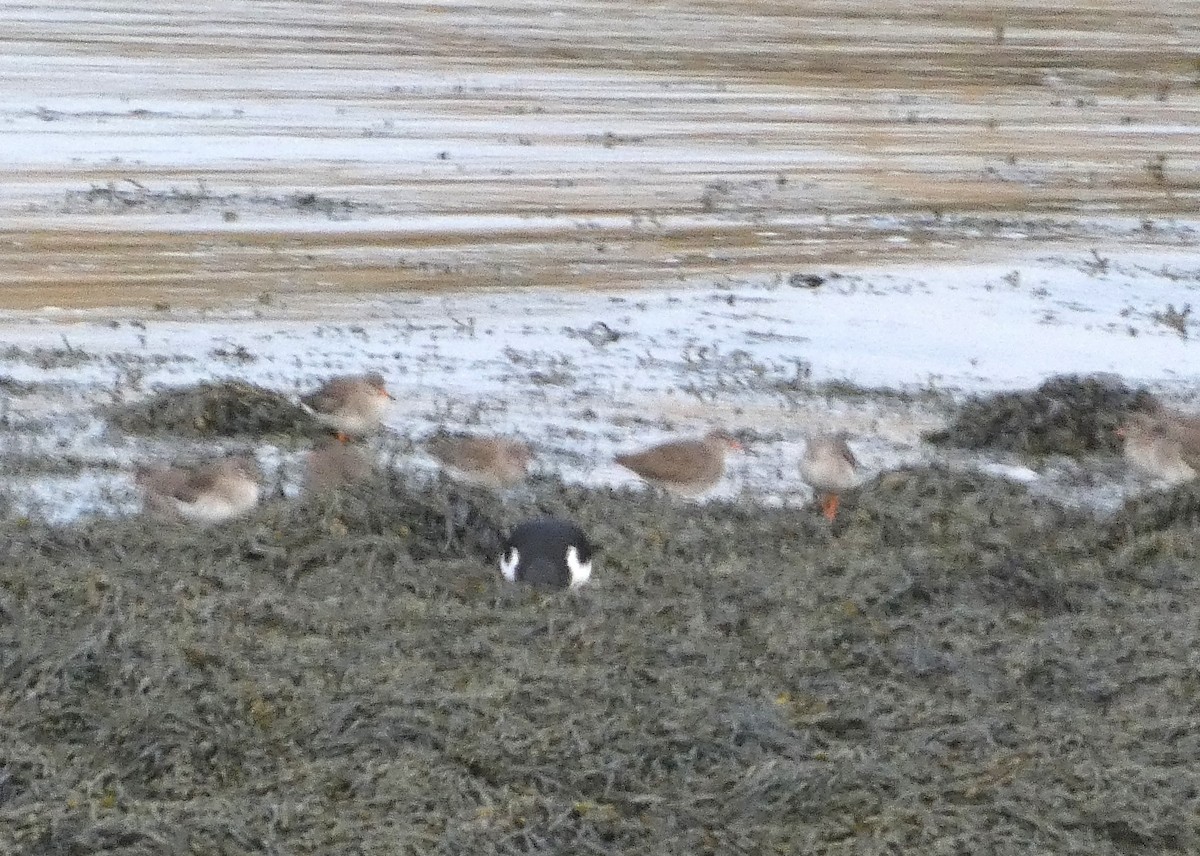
[0,0,1197,311]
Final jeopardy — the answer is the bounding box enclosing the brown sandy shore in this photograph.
[1,1,1200,852]
[0,0,1197,313]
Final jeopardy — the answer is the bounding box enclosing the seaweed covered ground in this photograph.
[5,0,1200,849]
[2,467,1198,854]
[105,381,322,442]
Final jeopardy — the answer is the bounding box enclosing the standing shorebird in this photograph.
[500,518,595,589]
[614,428,743,497]
[1117,412,1199,485]
[427,433,534,490]
[135,455,262,525]
[300,372,393,441]
[800,432,858,522]
[304,439,374,495]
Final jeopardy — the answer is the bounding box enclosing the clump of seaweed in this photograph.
[105,379,320,439]
[1108,479,1200,536]
[927,374,1160,456]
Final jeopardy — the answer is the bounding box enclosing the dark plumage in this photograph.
[500,518,595,589]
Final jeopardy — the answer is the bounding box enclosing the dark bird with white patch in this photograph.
[500,517,595,589]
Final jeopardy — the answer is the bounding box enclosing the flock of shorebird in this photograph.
[130,371,859,588]
[131,370,1185,589]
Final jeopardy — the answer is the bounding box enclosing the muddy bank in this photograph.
[1,467,1196,853]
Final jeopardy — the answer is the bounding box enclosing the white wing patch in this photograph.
[499,547,519,582]
[566,546,592,588]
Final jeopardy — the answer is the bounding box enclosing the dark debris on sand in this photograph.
[105,379,322,440]
[927,373,1160,457]
[1,467,1197,854]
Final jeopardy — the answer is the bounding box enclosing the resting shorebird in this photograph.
[1162,410,1200,463]
[304,439,373,495]
[427,433,533,490]
[1117,412,1199,485]
[799,432,858,522]
[614,428,742,497]
[300,372,392,441]
[136,456,261,525]
[500,518,594,589]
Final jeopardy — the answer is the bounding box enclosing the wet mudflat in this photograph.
[1,0,1198,310]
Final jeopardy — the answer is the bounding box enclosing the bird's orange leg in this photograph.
[821,493,840,522]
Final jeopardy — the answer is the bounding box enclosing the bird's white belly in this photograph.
[800,456,857,493]
[312,398,386,434]
[176,483,260,525]
[1128,444,1195,484]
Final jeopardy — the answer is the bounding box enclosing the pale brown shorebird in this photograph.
[300,372,393,441]
[427,433,534,490]
[1163,410,1200,460]
[799,432,858,522]
[135,456,261,525]
[1116,411,1200,485]
[304,439,374,495]
[614,428,743,497]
